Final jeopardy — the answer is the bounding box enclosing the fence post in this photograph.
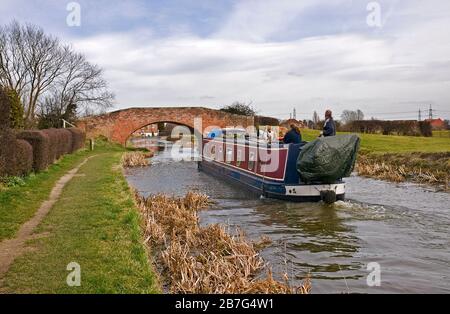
[61,119,76,128]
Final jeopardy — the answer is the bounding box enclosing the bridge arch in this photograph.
[126,120,195,144]
[77,107,254,145]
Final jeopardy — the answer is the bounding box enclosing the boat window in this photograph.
[236,149,242,167]
[248,152,255,171]
[218,146,223,161]
[226,148,233,163]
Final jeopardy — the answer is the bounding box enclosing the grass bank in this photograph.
[301,129,450,188]
[0,149,95,241]
[433,130,450,138]
[0,140,159,293]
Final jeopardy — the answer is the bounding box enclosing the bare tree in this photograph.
[0,21,114,127]
[341,109,365,124]
[0,22,67,126]
[24,31,66,125]
[356,109,364,120]
[0,21,29,98]
[41,49,114,119]
[312,111,320,125]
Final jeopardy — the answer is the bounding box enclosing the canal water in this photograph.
[125,138,450,294]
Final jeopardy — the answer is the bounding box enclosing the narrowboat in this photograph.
[198,128,360,203]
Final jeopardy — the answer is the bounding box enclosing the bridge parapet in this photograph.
[77,107,254,145]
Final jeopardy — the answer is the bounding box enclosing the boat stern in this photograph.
[281,182,345,203]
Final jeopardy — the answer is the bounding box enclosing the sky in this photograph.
[1,0,449,120]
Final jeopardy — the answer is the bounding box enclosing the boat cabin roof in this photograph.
[206,128,247,139]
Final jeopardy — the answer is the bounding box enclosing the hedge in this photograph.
[59,129,73,156]
[42,129,59,163]
[343,120,433,137]
[0,129,17,177]
[419,121,433,137]
[2,123,85,177]
[15,139,33,176]
[16,131,50,172]
[42,128,76,160]
[0,86,15,177]
[67,128,86,152]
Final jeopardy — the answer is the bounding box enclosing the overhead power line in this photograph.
[365,111,418,115]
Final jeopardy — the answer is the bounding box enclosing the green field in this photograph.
[0,141,159,293]
[301,129,450,153]
[433,130,450,138]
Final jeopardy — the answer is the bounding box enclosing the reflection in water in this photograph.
[125,138,450,293]
[250,200,363,287]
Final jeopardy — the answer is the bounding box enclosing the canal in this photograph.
[125,138,450,293]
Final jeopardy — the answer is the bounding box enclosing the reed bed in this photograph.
[356,153,449,190]
[135,191,311,294]
[356,153,450,190]
[121,152,150,167]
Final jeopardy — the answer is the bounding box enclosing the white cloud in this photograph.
[71,22,450,119]
[214,0,316,42]
[3,0,450,119]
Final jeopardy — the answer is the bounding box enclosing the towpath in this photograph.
[0,156,95,281]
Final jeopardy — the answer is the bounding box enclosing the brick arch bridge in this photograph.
[77,107,254,145]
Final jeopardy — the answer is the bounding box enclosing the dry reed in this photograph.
[122,152,150,167]
[253,235,273,251]
[357,153,449,190]
[135,191,311,294]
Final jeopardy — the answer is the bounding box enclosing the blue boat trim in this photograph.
[198,158,345,203]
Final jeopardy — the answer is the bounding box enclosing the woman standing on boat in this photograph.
[283,124,302,144]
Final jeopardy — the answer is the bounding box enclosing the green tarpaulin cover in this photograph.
[296,134,360,183]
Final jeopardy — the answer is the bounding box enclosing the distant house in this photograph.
[136,124,159,137]
[425,118,445,130]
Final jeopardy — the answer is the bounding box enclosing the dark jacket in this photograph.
[283,128,302,144]
[323,118,336,137]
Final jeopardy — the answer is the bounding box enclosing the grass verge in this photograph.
[0,149,93,241]
[1,140,159,293]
